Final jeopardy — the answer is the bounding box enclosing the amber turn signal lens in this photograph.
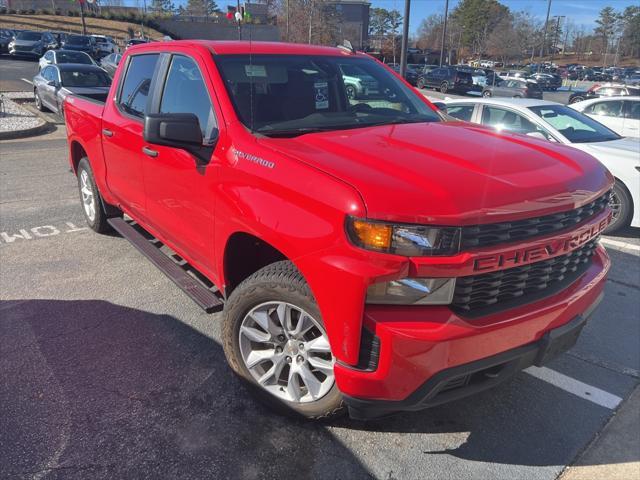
[351,220,393,251]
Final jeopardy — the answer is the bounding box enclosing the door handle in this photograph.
[102,128,113,137]
[142,146,158,158]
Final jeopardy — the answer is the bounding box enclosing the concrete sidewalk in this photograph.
[560,386,640,480]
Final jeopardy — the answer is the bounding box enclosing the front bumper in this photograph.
[336,244,609,418]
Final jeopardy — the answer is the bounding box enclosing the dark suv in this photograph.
[417,67,473,94]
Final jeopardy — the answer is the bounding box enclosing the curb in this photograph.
[0,120,52,140]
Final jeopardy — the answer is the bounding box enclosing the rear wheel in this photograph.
[482,90,492,97]
[605,181,633,234]
[222,261,344,420]
[570,96,584,104]
[345,85,356,100]
[440,81,449,94]
[417,77,425,89]
[513,94,523,99]
[76,157,121,233]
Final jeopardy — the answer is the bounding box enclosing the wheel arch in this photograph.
[222,231,289,297]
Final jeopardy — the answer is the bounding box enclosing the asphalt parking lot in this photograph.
[1,58,639,480]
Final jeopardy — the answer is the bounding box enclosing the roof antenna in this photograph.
[337,40,355,54]
[249,9,254,133]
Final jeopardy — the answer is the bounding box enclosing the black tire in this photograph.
[34,89,47,112]
[76,157,121,233]
[440,81,449,94]
[222,260,345,420]
[605,181,633,234]
[482,90,492,97]
[513,94,523,99]
[345,84,356,100]
[417,77,425,89]
[570,96,584,104]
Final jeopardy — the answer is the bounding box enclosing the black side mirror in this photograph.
[144,113,203,147]
[144,113,218,163]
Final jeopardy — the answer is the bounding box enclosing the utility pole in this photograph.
[285,0,289,42]
[439,0,449,67]
[538,0,552,72]
[399,0,410,77]
[550,15,564,65]
[79,0,87,35]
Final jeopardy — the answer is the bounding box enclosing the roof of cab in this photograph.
[127,40,362,57]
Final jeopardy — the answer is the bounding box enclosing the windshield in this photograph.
[529,105,621,143]
[214,54,440,137]
[60,70,111,87]
[17,32,42,41]
[66,35,90,45]
[57,51,93,64]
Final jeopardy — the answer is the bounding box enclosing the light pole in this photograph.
[439,0,449,67]
[399,0,410,77]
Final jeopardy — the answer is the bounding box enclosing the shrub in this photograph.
[0,7,7,14]
[27,8,35,14]
[8,8,16,14]
[54,9,62,15]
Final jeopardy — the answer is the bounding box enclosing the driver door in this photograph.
[141,52,222,271]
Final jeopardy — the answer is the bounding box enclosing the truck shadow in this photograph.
[0,299,372,480]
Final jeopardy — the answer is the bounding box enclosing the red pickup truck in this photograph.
[64,40,612,420]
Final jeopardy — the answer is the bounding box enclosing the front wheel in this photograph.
[570,96,584,104]
[345,85,356,100]
[605,181,633,234]
[417,77,425,89]
[482,90,492,97]
[34,89,46,111]
[440,81,449,94]
[222,261,344,420]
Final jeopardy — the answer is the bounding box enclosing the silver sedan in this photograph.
[33,64,111,117]
[38,49,96,71]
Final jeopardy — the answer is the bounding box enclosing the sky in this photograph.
[368,0,639,35]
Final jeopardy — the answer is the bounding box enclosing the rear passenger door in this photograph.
[623,100,640,137]
[141,52,223,272]
[102,53,160,219]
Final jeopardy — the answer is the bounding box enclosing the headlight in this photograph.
[366,277,456,305]
[345,216,460,256]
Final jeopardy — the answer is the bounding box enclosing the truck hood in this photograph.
[259,122,612,225]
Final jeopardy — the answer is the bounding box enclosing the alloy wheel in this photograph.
[238,301,335,404]
[80,170,96,222]
[609,190,622,226]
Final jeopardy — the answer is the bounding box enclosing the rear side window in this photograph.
[585,100,624,117]
[447,105,474,122]
[118,54,159,118]
[159,55,216,142]
[626,101,640,120]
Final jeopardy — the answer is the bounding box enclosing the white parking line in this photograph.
[21,78,33,85]
[525,366,623,410]
[600,237,640,253]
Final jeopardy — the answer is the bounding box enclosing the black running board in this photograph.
[108,217,224,313]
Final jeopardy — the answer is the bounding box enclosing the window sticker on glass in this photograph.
[245,65,267,77]
[314,81,329,109]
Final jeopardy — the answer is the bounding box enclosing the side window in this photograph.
[430,68,443,76]
[446,104,474,122]
[118,54,159,118]
[159,55,216,142]
[44,50,53,61]
[481,106,547,137]
[625,101,640,120]
[587,101,624,118]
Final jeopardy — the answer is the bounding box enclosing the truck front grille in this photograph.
[452,240,598,317]
[461,191,610,249]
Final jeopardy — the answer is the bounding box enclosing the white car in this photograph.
[443,98,640,233]
[90,35,117,55]
[569,96,639,138]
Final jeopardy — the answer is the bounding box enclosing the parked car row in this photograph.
[440,96,639,233]
[3,29,119,59]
